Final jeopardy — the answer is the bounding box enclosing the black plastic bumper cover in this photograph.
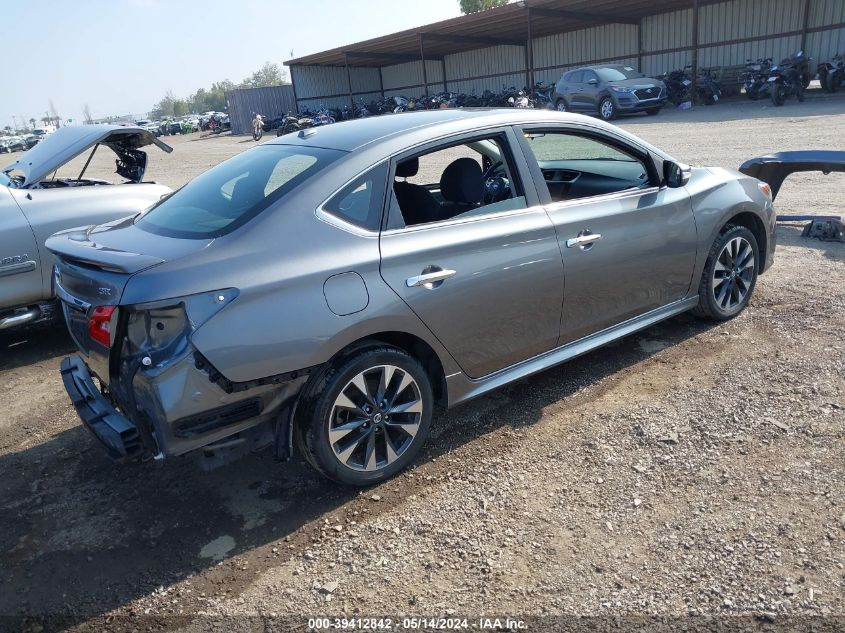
[60,355,144,461]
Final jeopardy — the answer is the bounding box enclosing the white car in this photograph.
[0,125,172,330]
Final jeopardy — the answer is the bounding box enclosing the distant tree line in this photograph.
[150,62,289,119]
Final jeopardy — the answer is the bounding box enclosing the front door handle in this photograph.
[566,233,602,248]
[406,268,456,288]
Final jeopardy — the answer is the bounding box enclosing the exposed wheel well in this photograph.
[722,211,767,267]
[332,332,447,407]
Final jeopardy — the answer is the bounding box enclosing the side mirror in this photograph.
[664,161,691,188]
[588,78,598,85]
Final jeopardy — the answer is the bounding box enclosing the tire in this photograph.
[830,72,841,94]
[296,345,434,486]
[645,107,661,116]
[691,224,759,321]
[555,99,567,112]
[253,127,263,141]
[796,83,805,102]
[771,84,785,106]
[598,96,616,121]
[820,72,831,93]
[801,73,811,90]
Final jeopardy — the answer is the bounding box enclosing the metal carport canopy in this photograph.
[286,0,704,68]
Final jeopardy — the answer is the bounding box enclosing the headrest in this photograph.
[396,157,419,178]
[440,158,484,204]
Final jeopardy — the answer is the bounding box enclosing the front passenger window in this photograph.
[522,131,651,203]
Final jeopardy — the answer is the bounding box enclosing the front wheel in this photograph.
[598,96,616,121]
[297,346,434,486]
[771,84,785,106]
[253,127,263,141]
[692,224,759,321]
[555,98,567,112]
[796,83,805,102]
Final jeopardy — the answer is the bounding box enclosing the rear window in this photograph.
[136,144,343,239]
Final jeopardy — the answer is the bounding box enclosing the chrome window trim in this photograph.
[543,185,662,213]
[380,203,547,236]
[314,159,387,238]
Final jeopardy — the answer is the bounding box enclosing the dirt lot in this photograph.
[1,92,843,632]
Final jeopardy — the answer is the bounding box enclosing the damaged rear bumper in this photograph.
[61,349,309,464]
[60,355,143,461]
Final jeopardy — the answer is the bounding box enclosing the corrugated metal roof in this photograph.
[286,0,709,68]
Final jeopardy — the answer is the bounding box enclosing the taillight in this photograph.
[89,306,117,347]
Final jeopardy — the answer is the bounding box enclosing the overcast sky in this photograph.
[2,0,463,129]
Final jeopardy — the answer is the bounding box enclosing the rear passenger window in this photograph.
[567,71,583,83]
[323,162,387,231]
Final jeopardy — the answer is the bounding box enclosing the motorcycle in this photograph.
[778,50,812,89]
[659,67,693,105]
[207,113,229,135]
[695,68,722,104]
[768,60,805,106]
[818,53,845,93]
[252,113,264,141]
[740,57,772,100]
[276,112,313,136]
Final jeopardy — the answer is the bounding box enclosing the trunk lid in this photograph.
[48,216,212,381]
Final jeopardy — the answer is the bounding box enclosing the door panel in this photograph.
[517,126,697,344]
[581,70,601,110]
[0,187,42,308]
[380,209,563,378]
[548,187,697,344]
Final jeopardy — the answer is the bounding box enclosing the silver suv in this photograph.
[50,109,775,485]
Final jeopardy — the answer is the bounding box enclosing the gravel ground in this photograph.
[0,91,843,632]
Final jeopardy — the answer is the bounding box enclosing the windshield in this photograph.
[136,144,344,239]
[595,66,645,81]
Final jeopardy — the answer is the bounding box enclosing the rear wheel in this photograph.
[692,224,759,321]
[598,96,616,121]
[796,83,805,102]
[771,84,785,106]
[555,99,567,112]
[297,346,434,486]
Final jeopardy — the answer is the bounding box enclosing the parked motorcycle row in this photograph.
[739,50,814,106]
[263,83,557,136]
[656,65,725,107]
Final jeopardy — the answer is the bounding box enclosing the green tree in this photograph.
[150,90,177,119]
[459,0,508,14]
[240,62,288,88]
[173,99,189,117]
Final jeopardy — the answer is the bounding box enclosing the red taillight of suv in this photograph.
[88,306,117,347]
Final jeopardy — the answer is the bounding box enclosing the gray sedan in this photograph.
[49,109,775,485]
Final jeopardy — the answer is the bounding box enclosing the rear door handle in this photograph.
[566,233,602,248]
[406,268,456,288]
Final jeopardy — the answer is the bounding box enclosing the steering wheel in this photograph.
[481,160,510,204]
